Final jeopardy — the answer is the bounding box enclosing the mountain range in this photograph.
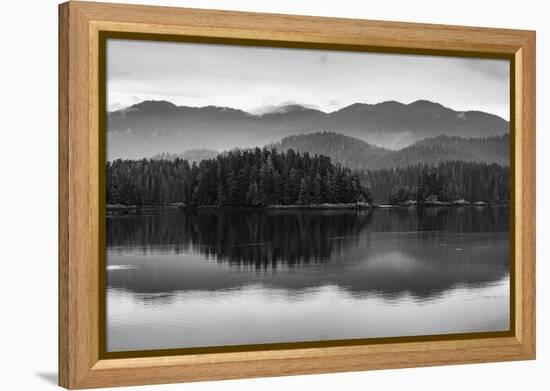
[107,99,509,160]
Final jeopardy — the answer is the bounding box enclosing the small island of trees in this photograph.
[107,148,373,207]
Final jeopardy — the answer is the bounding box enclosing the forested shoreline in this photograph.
[107,148,509,207]
[107,148,373,207]
[365,161,509,204]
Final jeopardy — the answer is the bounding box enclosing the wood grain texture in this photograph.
[58,1,536,388]
[58,3,70,387]
[517,34,536,355]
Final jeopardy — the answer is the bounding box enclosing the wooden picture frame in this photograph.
[59,1,536,389]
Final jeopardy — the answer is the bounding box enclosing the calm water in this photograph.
[106,206,510,352]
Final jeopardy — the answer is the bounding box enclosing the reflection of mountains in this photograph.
[107,208,509,300]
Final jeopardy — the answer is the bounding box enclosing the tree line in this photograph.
[107,148,374,207]
[108,149,509,207]
[363,161,510,204]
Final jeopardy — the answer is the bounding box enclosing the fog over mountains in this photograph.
[107,99,509,161]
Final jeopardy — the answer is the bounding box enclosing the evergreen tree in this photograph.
[246,182,260,206]
[311,174,322,204]
[297,178,311,205]
[258,162,272,206]
[288,168,300,204]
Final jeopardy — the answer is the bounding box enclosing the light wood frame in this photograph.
[59,1,536,389]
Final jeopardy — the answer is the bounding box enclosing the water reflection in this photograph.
[107,207,509,297]
[108,207,508,260]
[106,207,510,351]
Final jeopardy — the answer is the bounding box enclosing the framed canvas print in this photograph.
[58,1,536,389]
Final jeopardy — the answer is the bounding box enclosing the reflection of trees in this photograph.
[108,209,374,266]
[108,206,509,267]
[107,207,510,301]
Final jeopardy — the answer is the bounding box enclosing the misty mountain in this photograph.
[107,99,508,160]
[270,132,509,170]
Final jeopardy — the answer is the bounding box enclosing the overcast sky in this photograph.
[107,39,510,120]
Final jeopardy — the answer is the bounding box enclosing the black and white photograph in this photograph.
[105,39,511,353]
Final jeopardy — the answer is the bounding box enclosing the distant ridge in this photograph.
[267,132,388,170]
[150,131,508,170]
[107,99,508,160]
[270,132,509,170]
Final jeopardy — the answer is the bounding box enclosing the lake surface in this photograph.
[106,206,510,352]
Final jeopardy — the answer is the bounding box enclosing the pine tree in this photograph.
[288,168,300,204]
[297,178,311,205]
[217,181,226,206]
[258,162,272,206]
[246,182,260,206]
[311,174,322,204]
[272,170,283,205]
[226,171,238,206]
